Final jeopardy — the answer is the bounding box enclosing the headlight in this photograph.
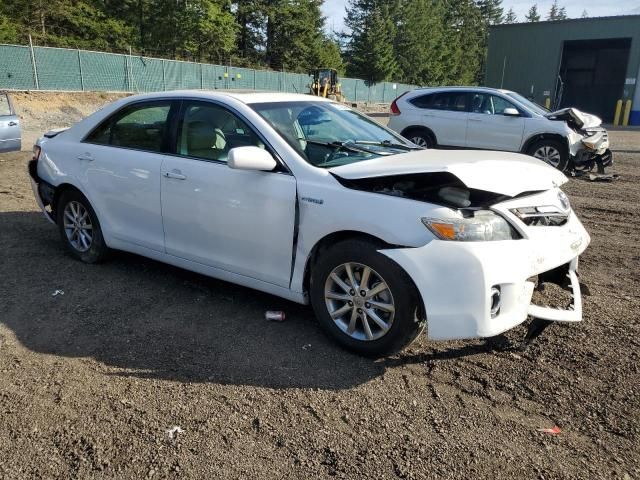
[421,210,519,241]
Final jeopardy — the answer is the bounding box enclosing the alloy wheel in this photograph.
[533,145,561,168]
[324,262,395,341]
[63,201,93,252]
[410,136,428,148]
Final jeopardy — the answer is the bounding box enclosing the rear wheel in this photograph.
[310,239,425,357]
[56,190,108,263]
[527,139,569,172]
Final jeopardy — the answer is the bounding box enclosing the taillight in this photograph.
[32,145,41,161]
[390,92,409,116]
[390,99,401,116]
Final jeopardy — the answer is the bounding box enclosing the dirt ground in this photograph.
[1,102,640,479]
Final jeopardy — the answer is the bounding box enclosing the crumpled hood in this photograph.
[329,149,568,197]
[545,107,601,129]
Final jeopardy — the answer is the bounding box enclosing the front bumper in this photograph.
[380,211,590,341]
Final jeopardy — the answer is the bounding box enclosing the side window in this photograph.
[490,95,517,115]
[85,102,171,152]
[0,94,12,116]
[178,102,263,162]
[409,94,433,109]
[469,93,490,114]
[431,92,468,112]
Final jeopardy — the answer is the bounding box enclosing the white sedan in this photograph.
[29,91,590,356]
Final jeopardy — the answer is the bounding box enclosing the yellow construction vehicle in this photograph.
[309,68,345,102]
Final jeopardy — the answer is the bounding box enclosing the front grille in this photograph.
[510,206,569,226]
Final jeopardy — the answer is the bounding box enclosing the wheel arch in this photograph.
[521,133,568,155]
[400,125,437,145]
[51,183,85,223]
[301,230,426,319]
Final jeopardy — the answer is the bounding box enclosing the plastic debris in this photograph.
[51,290,64,297]
[302,344,312,350]
[588,173,618,182]
[166,426,184,440]
[265,310,286,322]
[537,426,561,435]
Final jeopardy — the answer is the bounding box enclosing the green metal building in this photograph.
[485,15,640,125]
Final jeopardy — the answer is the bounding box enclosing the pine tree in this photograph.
[525,4,540,22]
[344,0,397,83]
[395,0,447,85]
[547,0,560,20]
[443,0,484,84]
[476,0,503,25]
[581,9,588,18]
[504,7,517,23]
[557,6,567,19]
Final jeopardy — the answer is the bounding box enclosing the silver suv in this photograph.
[388,86,612,173]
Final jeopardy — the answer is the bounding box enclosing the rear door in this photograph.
[416,91,469,147]
[76,100,176,252]
[465,93,525,151]
[0,92,21,152]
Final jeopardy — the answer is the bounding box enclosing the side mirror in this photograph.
[503,107,520,117]
[227,146,277,171]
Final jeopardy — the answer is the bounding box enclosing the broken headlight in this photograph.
[421,210,519,241]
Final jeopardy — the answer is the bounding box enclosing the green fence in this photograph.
[0,44,416,102]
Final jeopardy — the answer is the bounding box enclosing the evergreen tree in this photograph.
[395,0,447,85]
[581,9,588,18]
[443,0,484,84]
[525,4,540,22]
[504,7,517,23]
[558,6,567,19]
[477,0,503,25]
[344,0,397,83]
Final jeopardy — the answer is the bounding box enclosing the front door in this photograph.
[160,100,297,288]
[465,93,525,151]
[0,93,21,153]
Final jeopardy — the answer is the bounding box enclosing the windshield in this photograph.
[250,101,418,168]
[506,92,549,116]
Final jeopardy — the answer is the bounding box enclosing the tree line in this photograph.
[0,0,574,86]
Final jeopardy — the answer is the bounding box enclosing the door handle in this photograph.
[164,170,186,180]
[468,118,482,122]
[77,153,93,161]
[8,121,18,126]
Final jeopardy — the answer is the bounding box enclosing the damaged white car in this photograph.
[388,86,612,173]
[29,92,590,356]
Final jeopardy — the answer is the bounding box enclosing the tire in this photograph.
[56,189,108,263]
[403,128,435,149]
[526,138,569,172]
[310,239,425,357]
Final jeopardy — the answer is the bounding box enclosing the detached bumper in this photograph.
[379,214,590,341]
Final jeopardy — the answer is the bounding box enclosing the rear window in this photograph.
[408,93,434,109]
[85,101,171,153]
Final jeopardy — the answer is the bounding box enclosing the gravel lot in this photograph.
[1,135,639,478]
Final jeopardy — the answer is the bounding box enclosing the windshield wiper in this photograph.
[297,139,378,155]
[351,139,422,150]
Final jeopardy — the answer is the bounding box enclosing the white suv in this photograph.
[388,86,612,173]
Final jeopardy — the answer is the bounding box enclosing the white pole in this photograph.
[500,56,506,89]
[29,34,39,90]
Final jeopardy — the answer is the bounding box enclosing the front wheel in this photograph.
[310,239,425,357]
[527,139,569,172]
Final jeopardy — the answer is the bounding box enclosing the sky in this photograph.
[321,0,640,33]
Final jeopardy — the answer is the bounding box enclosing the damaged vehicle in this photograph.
[388,86,612,173]
[0,91,22,153]
[29,92,590,356]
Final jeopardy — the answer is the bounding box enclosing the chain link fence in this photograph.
[0,44,417,103]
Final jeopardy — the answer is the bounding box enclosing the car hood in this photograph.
[545,107,602,129]
[329,149,568,197]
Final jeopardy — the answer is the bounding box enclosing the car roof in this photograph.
[406,86,515,96]
[119,90,330,105]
